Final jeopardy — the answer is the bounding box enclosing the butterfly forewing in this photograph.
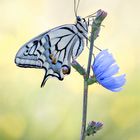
[15,24,86,87]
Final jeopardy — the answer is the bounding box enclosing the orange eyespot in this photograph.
[62,66,70,75]
[62,69,69,74]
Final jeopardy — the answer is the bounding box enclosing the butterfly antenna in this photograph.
[74,0,77,17]
[76,0,81,15]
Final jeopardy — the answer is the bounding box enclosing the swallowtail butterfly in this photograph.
[15,0,95,87]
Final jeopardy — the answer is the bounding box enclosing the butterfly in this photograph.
[15,0,96,87]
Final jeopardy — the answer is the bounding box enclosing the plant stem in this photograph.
[80,10,107,140]
[80,80,88,140]
[80,20,95,140]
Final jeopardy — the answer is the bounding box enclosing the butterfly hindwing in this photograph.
[15,25,84,87]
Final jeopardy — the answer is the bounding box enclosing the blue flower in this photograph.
[92,50,126,92]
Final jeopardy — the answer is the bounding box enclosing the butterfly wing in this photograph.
[15,24,85,87]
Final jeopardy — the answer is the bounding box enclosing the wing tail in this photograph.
[41,72,48,88]
[41,68,64,87]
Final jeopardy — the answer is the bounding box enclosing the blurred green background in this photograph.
[0,0,140,140]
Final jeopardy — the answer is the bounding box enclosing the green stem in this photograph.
[80,80,88,140]
[80,10,107,140]
[80,20,95,140]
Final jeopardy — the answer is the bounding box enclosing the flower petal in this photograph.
[92,49,126,92]
[110,87,123,92]
[94,50,108,64]
[99,74,126,90]
[99,64,119,79]
[94,55,115,77]
[93,50,111,68]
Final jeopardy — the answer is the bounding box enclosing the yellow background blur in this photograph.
[0,0,140,140]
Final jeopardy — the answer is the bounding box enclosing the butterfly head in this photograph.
[76,16,82,21]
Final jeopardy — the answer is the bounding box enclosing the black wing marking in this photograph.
[15,25,85,87]
[72,35,84,59]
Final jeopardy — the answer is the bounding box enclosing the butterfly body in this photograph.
[15,17,88,87]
